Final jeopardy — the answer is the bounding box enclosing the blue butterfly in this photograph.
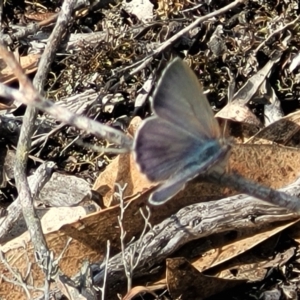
[133,58,231,205]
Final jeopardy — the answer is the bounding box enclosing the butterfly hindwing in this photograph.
[148,140,230,204]
[149,170,198,204]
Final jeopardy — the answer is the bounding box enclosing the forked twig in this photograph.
[0,250,44,299]
[115,183,152,291]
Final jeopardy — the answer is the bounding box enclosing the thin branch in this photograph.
[118,0,246,76]
[254,16,300,55]
[115,183,152,292]
[0,48,132,150]
[97,240,111,300]
[92,177,300,287]
[12,1,77,299]
[206,170,300,212]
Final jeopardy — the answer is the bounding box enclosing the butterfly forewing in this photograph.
[134,116,212,182]
[152,58,221,140]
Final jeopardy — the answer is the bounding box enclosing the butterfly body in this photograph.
[133,58,231,204]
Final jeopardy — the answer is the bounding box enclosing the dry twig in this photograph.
[92,176,300,288]
[0,50,132,151]
[8,1,77,299]
[116,183,151,291]
[118,0,246,76]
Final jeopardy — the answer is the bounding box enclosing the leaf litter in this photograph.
[1,0,300,299]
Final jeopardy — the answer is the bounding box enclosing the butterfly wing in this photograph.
[133,58,230,203]
[133,116,206,182]
[148,143,228,204]
[152,58,221,140]
[149,167,201,204]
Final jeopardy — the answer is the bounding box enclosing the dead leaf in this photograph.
[216,53,281,126]
[166,257,243,300]
[229,144,299,189]
[24,12,56,21]
[245,110,300,146]
[191,219,299,274]
[212,245,295,282]
[93,152,153,207]
[93,117,153,207]
[0,53,40,85]
[217,102,261,126]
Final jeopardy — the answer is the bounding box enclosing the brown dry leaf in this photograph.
[93,117,153,207]
[216,53,281,126]
[211,242,296,282]
[24,12,56,21]
[2,119,300,297]
[93,152,153,207]
[216,101,261,126]
[0,53,40,85]
[191,219,299,274]
[229,144,299,189]
[245,110,300,146]
[166,257,243,300]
